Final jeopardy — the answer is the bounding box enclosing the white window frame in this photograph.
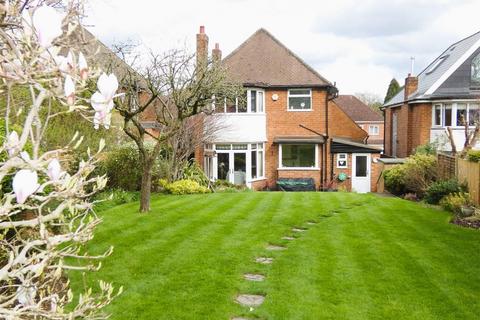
[336,153,348,168]
[432,102,480,128]
[287,89,312,111]
[216,89,265,114]
[368,125,380,135]
[250,142,266,181]
[278,144,319,170]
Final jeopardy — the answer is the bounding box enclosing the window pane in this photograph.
[250,90,257,113]
[281,144,316,167]
[369,125,379,135]
[337,153,347,168]
[258,150,264,177]
[251,151,257,179]
[289,96,311,110]
[355,156,367,177]
[444,105,452,126]
[216,144,231,150]
[232,144,247,150]
[457,104,467,126]
[469,104,479,126]
[258,91,264,112]
[434,105,442,126]
[289,89,311,95]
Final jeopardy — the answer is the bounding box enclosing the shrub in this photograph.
[213,179,248,193]
[94,189,140,211]
[414,142,438,156]
[384,154,437,197]
[164,179,210,195]
[424,179,467,204]
[440,192,472,215]
[467,150,480,162]
[404,193,418,201]
[182,161,210,187]
[98,143,169,191]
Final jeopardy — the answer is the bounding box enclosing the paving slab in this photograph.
[236,294,265,307]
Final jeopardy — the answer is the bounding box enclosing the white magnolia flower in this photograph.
[32,6,64,48]
[6,131,20,156]
[78,52,88,80]
[55,50,74,73]
[47,158,64,181]
[64,75,75,105]
[91,73,119,129]
[16,285,37,307]
[13,169,39,204]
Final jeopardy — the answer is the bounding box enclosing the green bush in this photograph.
[93,189,140,211]
[212,179,249,193]
[164,179,210,195]
[467,150,480,162]
[414,142,438,156]
[440,192,471,215]
[97,143,169,191]
[424,179,467,205]
[182,161,210,187]
[384,154,437,197]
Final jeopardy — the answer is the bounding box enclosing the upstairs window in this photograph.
[288,89,312,110]
[456,103,467,126]
[433,103,480,127]
[368,125,380,135]
[215,89,264,113]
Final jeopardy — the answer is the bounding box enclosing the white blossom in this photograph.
[31,6,64,48]
[91,73,119,129]
[64,75,75,105]
[13,169,39,204]
[6,131,20,156]
[47,158,63,181]
[16,285,37,307]
[78,52,88,80]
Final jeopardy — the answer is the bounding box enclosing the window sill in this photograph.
[249,177,267,182]
[286,109,312,112]
[277,167,320,171]
[216,112,265,116]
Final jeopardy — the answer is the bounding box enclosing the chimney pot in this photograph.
[199,26,205,34]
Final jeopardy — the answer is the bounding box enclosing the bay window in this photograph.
[214,89,265,113]
[288,89,312,110]
[433,102,480,127]
[280,144,317,168]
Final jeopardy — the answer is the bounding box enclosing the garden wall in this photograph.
[457,158,480,205]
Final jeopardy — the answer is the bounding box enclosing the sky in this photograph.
[85,0,480,99]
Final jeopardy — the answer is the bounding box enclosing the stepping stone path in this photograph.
[266,244,286,251]
[282,236,295,240]
[292,227,307,232]
[244,273,265,282]
[255,257,273,264]
[236,294,265,307]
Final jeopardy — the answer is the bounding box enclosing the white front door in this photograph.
[216,151,247,185]
[352,153,371,193]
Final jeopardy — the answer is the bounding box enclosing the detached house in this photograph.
[334,95,384,150]
[196,27,382,192]
[383,31,480,157]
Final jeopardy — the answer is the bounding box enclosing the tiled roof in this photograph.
[223,29,331,87]
[334,95,383,122]
[384,31,480,107]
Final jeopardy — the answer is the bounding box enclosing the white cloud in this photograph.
[86,0,480,98]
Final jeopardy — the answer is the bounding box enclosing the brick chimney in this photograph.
[212,43,222,63]
[196,26,209,70]
[404,73,418,100]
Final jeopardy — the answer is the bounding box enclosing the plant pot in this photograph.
[461,206,475,217]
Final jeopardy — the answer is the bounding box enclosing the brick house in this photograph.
[383,31,480,158]
[197,27,382,192]
[334,95,384,150]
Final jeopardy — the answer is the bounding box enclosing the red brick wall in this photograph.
[384,103,432,158]
[331,153,381,192]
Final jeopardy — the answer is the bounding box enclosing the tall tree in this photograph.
[355,92,383,113]
[384,78,401,103]
[112,48,242,212]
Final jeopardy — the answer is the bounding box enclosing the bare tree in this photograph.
[111,48,242,212]
[446,112,480,156]
[355,92,383,113]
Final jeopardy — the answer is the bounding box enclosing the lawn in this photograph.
[70,192,480,319]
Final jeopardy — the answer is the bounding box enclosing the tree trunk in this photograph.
[139,162,153,213]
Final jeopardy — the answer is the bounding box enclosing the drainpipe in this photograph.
[324,84,338,190]
[382,107,386,155]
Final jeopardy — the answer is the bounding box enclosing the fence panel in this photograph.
[457,158,480,205]
[437,152,457,180]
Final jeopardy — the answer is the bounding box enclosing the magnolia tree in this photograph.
[0,2,121,318]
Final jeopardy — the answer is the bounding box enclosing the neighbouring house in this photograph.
[196,27,382,192]
[334,95,384,150]
[383,31,480,158]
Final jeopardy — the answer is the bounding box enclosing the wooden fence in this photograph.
[437,152,457,180]
[457,158,480,205]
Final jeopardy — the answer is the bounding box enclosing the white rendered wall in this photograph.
[206,114,267,143]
